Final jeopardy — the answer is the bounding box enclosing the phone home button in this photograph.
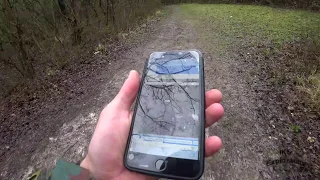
[155,159,166,171]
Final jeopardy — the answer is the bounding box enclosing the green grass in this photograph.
[291,125,302,133]
[180,4,320,48]
[179,4,320,113]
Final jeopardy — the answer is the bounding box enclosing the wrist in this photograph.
[81,156,99,180]
[80,156,92,171]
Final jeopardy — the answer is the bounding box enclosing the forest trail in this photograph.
[1,5,309,180]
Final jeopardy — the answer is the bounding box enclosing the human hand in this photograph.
[81,70,224,180]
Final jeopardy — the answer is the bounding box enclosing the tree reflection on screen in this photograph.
[133,52,201,138]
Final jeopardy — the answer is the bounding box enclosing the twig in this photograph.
[62,140,78,158]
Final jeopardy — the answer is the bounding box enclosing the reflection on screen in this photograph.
[130,51,201,160]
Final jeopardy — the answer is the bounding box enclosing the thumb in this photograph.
[113,70,140,110]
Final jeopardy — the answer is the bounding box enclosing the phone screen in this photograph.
[126,50,203,178]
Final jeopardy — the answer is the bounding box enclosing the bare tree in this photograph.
[0,0,161,96]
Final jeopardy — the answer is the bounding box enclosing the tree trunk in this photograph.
[109,0,116,28]
[16,21,35,78]
[71,0,83,45]
[58,0,66,14]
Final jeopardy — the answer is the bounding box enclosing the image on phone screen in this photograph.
[126,50,203,178]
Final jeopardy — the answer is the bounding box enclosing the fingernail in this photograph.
[128,70,135,78]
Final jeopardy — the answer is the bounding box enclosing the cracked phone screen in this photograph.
[129,51,201,160]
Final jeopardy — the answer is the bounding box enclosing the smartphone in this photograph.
[124,50,205,179]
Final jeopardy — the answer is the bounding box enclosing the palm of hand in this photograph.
[81,102,150,180]
[81,71,224,180]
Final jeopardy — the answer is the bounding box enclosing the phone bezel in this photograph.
[124,50,205,180]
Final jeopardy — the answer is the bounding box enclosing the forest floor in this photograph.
[0,5,319,180]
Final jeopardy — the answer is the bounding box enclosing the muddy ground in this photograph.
[0,6,318,180]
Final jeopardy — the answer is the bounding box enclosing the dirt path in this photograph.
[1,6,284,180]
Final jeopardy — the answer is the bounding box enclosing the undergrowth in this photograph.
[297,72,320,112]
